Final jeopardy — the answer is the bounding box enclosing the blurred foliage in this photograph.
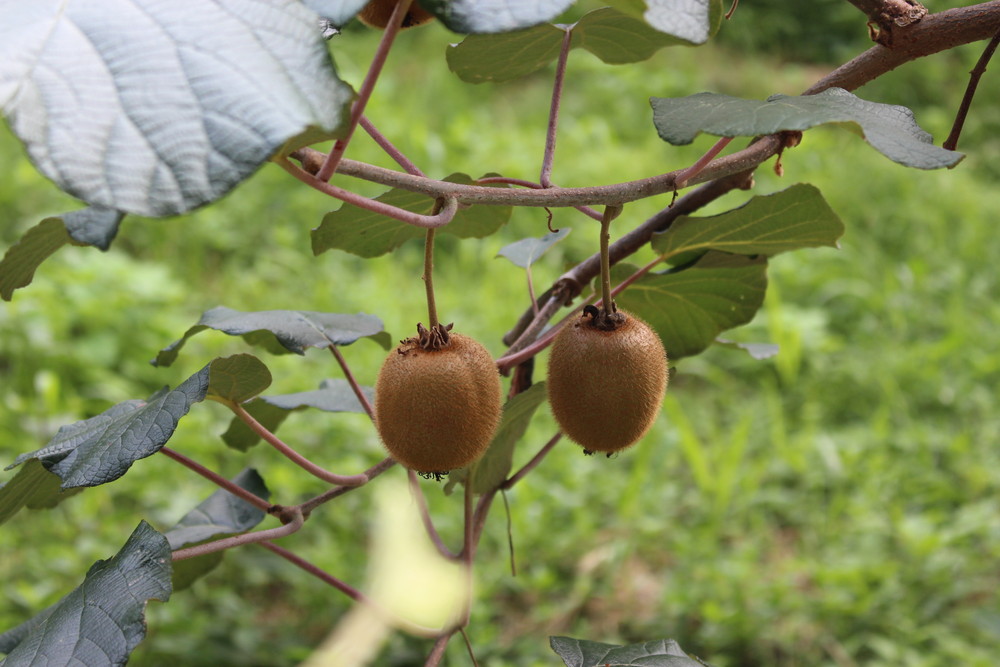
[3,3,1000,667]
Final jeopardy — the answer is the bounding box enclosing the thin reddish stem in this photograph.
[172,509,304,561]
[408,469,456,560]
[317,0,414,181]
[159,446,272,512]
[360,116,426,176]
[540,28,573,187]
[230,402,368,486]
[258,541,365,602]
[277,156,459,229]
[329,345,375,419]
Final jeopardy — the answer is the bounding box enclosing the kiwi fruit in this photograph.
[547,306,668,454]
[357,0,435,29]
[374,324,503,473]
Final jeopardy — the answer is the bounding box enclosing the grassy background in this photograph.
[2,5,999,666]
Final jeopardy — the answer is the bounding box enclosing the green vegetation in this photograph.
[3,11,999,667]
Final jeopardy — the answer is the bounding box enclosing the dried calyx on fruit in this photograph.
[358,0,435,29]
[375,323,503,475]
[547,304,668,455]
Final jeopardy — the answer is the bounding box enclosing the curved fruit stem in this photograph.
[424,222,439,330]
[599,205,623,319]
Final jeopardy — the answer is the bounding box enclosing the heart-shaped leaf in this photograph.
[221,379,374,450]
[165,468,270,590]
[0,0,352,217]
[419,0,575,34]
[4,366,211,489]
[153,307,390,367]
[0,521,172,666]
[550,636,712,667]
[614,252,768,360]
[651,184,844,262]
[650,87,963,169]
[311,173,511,257]
[496,228,571,268]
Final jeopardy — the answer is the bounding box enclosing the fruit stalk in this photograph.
[600,205,623,317]
[423,226,438,329]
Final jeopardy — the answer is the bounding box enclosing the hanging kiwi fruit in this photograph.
[375,323,502,474]
[546,206,669,455]
[373,219,503,475]
[357,0,435,30]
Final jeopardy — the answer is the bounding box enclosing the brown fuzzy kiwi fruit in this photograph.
[358,0,435,29]
[375,325,503,474]
[547,306,668,454]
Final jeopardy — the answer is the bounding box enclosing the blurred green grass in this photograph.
[3,8,1000,667]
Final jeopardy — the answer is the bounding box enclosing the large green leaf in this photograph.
[651,184,845,262]
[615,252,767,360]
[0,459,82,527]
[153,307,390,367]
[650,87,963,169]
[221,379,374,450]
[165,468,270,591]
[0,0,351,217]
[311,173,511,257]
[0,521,172,666]
[418,0,575,34]
[447,7,701,84]
[550,636,711,666]
[4,367,210,490]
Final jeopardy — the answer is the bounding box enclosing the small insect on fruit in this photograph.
[547,305,668,454]
[357,0,435,29]
[374,323,503,474]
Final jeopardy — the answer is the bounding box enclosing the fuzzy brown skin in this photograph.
[547,310,668,453]
[358,0,435,29]
[375,333,502,473]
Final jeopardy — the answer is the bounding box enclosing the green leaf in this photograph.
[615,252,768,360]
[4,367,210,489]
[651,184,844,262]
[206,354,272,404]
[418,0,575,33]
[0,1,352,217]
[650,87,963,169]
[446,7,700,84]
[311,173,511,257]
[447,383,549,494]
[575,7,695,63]
[446,23,567,84]
[165,468,270,591]
[153,307,389,367]
[0,218,69,301]
[550,635,712,666]
[496,228,571,268]
[0,208,127,300]
[0,521,172,665]
[0,459,83,527]
[221,379,373,450]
